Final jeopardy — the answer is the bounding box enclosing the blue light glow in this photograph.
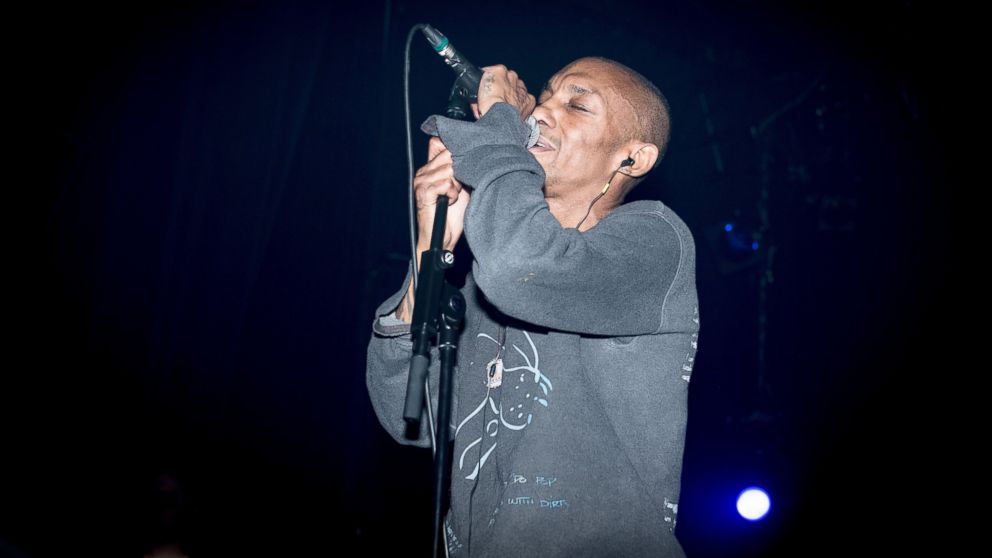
[736,487,771,521]
[724,223,734,232]
[751,240,759,251]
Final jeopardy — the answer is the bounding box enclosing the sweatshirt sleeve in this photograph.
[421,102,684,337]
[365,261,455,448]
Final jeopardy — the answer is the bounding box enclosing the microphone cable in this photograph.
[402,23,451,558]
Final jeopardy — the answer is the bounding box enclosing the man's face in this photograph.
[528,59,631,197]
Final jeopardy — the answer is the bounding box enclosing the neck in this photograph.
[546,187,622,231]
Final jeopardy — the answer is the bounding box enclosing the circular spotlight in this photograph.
[736,487,771,521]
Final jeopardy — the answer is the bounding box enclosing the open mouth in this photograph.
[528,137,554,153]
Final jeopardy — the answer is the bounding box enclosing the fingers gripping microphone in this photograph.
[422,24,540,148]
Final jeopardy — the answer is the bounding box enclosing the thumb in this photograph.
[427,136,447,160]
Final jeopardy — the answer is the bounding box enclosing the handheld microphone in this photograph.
[422,24,482,102]
[422,24,540,148]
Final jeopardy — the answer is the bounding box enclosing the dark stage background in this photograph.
[7,0,954,556]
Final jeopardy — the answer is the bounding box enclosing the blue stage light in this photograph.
[705,220,764,274]
[736,487,771,521]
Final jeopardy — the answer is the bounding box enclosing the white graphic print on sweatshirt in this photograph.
[454,329,552,481]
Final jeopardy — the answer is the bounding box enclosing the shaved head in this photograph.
[564,56,672,175]
[529,56,672,225]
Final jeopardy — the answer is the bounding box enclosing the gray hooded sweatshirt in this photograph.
[366,102,699,557]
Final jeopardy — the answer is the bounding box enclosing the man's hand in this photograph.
[471,64,536,121]
[395,137,470,323]
[413,136,471,256]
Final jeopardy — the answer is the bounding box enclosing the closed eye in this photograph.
[568,102,588,112]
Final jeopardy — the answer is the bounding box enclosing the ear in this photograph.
[621,142,659,177]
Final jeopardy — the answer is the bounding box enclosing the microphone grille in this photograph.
[525,116,540,148]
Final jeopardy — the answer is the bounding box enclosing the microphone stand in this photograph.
[402,188,466,557]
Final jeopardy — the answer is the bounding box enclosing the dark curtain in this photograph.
[7,0,953,556]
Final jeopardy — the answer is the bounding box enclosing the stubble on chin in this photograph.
[542,174,562,199]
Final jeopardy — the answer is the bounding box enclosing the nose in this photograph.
[531,102,556,130]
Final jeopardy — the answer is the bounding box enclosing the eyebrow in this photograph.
[541,79,602,100]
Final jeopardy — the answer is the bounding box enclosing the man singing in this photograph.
[366,56,700,557]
